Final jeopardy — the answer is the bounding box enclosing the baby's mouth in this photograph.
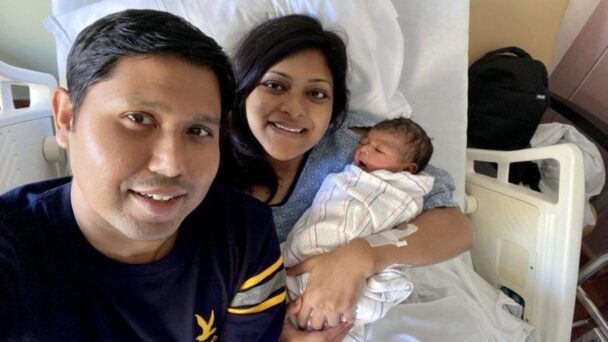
[355,159,369,171]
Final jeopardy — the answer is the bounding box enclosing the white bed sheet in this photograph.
[366,256,538,341]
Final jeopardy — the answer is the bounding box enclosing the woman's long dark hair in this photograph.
[218,14,349,202]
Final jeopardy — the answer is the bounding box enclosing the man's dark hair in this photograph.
[373,117,434,173]
[219,14,349,201]
[66,9,234,120]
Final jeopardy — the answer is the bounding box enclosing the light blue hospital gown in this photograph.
[271,113,458,243]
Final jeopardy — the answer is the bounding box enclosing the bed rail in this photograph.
[0,60,66,193]
[466,143,585,342]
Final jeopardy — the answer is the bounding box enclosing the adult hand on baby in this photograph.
[286,238,376,330]
[280,298,352,342]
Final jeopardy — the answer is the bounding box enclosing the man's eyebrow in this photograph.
[127,98,220,125]
[127,98,168,112]
[193,114,220,126]
[267,70,331,85]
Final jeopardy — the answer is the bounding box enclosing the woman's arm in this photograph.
[370,207,474,271]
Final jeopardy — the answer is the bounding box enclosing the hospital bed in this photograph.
[0,0,586,340]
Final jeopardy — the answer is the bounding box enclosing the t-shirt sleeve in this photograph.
[221,203,286,341]
[422,164,459,210]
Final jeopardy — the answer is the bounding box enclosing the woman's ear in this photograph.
[403,162,418,174]
[51,88,74,149]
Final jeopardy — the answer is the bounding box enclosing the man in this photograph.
[0,9,285,341]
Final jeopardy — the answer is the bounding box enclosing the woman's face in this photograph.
[245,48,334,162]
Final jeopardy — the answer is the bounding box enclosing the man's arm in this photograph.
[222,255,286,341]
[221,203,286,341]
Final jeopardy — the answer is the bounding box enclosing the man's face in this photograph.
[54,55,221,242]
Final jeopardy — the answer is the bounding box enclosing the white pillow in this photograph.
[44,0,411,121]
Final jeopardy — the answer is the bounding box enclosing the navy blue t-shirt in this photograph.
[0,178,285,341]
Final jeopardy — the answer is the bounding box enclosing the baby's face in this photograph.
[353,129,412,173]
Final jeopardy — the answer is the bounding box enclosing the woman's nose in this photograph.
[279,94,305,117]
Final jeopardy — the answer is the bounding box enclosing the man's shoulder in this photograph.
[196,184,274,238]
[208,183,272,218]
[0,177,71,247]
[0,179,72,288]
[0,177,71,213]
[0,178,72,259]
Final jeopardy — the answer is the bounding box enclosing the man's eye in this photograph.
[126,112,154,125]
[188,126,211,137]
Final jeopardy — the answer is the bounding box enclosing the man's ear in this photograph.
[51,88,74,149]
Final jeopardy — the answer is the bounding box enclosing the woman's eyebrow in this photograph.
[309,78,331,85]
[267,70,331,85]
[267,70,291,79]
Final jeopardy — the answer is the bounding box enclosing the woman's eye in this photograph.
[263,81,284,91]
[309,90,328,99]
[126,112,154,125]
[188,126,211,137]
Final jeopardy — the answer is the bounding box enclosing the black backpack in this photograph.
[468,47,549,189]
[468,46,549,150]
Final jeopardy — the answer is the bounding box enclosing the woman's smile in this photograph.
[245,48,334,162]
[269,120,306,134]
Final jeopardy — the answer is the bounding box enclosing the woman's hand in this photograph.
[280,297,353,342]
[286,239,376,330]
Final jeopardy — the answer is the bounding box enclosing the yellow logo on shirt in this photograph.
[195,311,217,341]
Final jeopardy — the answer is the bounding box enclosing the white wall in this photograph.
[0,0,57,82]
[469,0,570,73]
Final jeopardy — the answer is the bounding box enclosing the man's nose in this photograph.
[148,132,186,178]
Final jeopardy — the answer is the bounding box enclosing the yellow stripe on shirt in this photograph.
[227,291,286,315]
[239,256,283,291]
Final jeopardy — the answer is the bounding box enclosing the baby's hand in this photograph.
[286,239,375,330]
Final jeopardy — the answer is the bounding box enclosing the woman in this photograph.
[219,14,474,340]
